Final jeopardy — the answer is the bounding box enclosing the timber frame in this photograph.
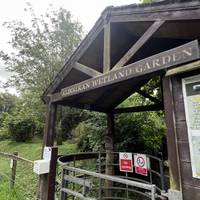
[41,1,200,200]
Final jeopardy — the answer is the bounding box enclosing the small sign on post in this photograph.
[119,152,133,172]
[10,159,14,169]
[43,146,52,160]
[134,154,148,176]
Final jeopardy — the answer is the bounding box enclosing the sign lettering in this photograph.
[61,40,199,98]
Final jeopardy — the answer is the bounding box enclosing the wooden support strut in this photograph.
[162,76,181,191]
[74,62,102,77]
[114,104,163,114]
[112,20,165,70]
[103,22,111,73]
[136,89,161,104]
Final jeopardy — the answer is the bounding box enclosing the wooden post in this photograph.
[105,112,114,197]
[39,102,58,200]
[10,152,18,189]
[162,76,181,190]
[43,102,57,147]
[103,22,111,73]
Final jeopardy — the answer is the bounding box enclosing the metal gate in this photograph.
[56,152,168,200]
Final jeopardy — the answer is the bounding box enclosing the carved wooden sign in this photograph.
[61,40,199,98]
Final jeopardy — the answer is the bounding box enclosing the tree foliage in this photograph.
[0,3,83,93]
[0,92,17,114]
[0,4,83,140]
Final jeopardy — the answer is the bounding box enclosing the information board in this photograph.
[183,75,200,179]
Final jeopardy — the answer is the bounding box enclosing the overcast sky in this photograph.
[0,0,140,93]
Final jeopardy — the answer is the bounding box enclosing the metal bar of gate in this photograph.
[61,165,156,199]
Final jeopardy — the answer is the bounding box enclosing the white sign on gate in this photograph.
[134,154,148,176]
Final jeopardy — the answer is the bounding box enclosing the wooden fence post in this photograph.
[40,102,58,200]
[39,147,58,200]
[10,152,18,189]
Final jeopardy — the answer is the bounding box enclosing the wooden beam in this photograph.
[136,89,161,104]
[166,60,200,76]
[103,23,111,73]
[114,104,163,114]
[110,2,200,22]
[112,20,165,70]
[43,103,57,146]
[105,112,114,197]
[74,62,102,77]
[40,103,58,200]
[162,76,181,190]
[61,40,199,98]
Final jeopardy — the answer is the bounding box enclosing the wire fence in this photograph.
[0,152,40,200]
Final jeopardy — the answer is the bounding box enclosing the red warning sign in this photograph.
[134,154,148,176]
[119,152,133,172]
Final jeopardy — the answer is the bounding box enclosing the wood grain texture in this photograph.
[103,23,111,73]
[162,76,181,190]
[112,20,165,70]
[74,62,102,77]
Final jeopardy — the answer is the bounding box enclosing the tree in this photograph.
[0,92,17,114]
[0,3,83,137]
[0,3,83,93]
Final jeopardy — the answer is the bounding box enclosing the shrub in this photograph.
[7,116,36,142]
[75,122,105,152]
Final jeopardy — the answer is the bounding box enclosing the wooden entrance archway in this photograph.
[41,1,200,200]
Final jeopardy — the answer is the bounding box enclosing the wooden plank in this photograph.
[74,62,102,77]
[162,76,181,191]
[166,60,200,76]
[114,104,163,114]
[136,89,161,104]
[110,2,200,22]
[112,20,165,70]
[50,92,63,103]
[103,23,111,73]
[61,40,199,99]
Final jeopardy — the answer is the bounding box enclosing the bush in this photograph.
[75,122,105,152]
[7,116,36,142]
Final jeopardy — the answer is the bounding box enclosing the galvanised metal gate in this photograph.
[56,152,168,200]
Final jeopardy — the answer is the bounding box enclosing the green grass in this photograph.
[0,181,23,200]
[0,137,77,200]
